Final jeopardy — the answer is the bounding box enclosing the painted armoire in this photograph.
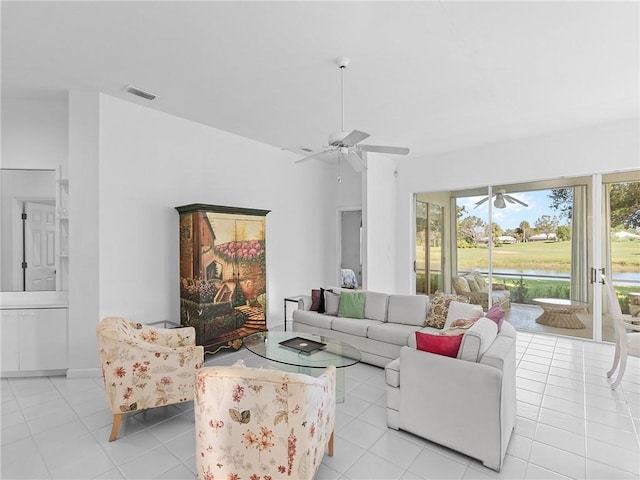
[175,204,269,353]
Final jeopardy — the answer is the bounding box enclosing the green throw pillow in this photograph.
[337,291,366,319]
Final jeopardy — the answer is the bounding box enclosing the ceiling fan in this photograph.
[474,189,528,209]
[285,57,410,178]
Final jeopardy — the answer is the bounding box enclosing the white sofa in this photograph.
[385,318,517,471]
[294,289,517,470]
[293,288,430,368]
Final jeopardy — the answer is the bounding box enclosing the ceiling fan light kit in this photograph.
[474,189,528,209]
[286,57,410,179]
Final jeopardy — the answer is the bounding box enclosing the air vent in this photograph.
[124,85,157,101]
[301,147,313,152]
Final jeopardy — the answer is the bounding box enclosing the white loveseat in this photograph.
[293,288,430,367]
[385,318,517,471]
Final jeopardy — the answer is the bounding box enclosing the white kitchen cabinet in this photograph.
[0,307,67,376]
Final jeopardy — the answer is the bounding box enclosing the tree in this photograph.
[535,215,559,239]
[548,188,573,219]
[610,182,640,229]
[519,221,530,242]
[458,216,485,245]
[556,225,571,241]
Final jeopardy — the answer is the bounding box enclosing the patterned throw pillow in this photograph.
[425,292,470,329]
[451,276,470,294]
[471,271,488,290]
[464,274,480,292]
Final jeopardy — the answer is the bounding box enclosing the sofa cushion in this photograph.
[407,326,441,348]
[367,323,421,347]
[387,294,429,326]
[338,291,366,319]
[457,317,498,362]
[324,290,341,315]
[331,317,382,337]
[425,292,470,329]
[415,332,463,358]
[293,310,334,330]
[365,291,389,322]
[444,301,484,329]
[385,358,400,387]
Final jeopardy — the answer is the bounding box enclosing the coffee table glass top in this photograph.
[243,331,361,369]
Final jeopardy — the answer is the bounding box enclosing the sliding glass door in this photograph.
[415,196,446,295]
[601,173,640,342]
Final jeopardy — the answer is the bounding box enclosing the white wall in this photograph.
[364,155,397,292]
[67,92,101,376]
[393,118,640,293]
[1,98,68,171]
[88,94,337,370]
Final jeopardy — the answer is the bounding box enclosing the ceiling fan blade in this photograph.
[474,197,490,208]
[359,144,410,155]
[340,130,370,145]
[294,149,336,164]
[282,146,325,156]
[345,151,366,172]
[504,195,528,207]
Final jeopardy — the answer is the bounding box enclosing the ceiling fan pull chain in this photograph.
[340,62,345,133]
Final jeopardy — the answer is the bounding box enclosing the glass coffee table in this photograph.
[243,331,361,402]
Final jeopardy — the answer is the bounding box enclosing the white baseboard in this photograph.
[66,367,102,378]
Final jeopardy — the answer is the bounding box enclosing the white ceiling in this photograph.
[2,1,638,159]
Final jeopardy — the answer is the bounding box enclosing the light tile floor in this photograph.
[2,329,639,479]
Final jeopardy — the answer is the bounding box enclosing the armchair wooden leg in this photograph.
[109,413,123,442]
[327,430,334,456]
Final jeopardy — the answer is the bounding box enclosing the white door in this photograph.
[24,202,56,291]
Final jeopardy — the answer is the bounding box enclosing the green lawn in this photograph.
[456,240,640,272]
[416,240,639,311]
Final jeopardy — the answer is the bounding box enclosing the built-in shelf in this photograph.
[56,167,69,291]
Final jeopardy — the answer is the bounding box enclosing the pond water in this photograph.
[491,268,640,286]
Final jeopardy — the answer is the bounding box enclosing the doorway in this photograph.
[340,209,362,288]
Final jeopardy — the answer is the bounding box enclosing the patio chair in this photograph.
[602,274,640,390]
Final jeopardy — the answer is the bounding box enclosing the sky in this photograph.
[457,189,566,232]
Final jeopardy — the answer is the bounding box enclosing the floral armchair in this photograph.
[96,317,204,441]
[452,271,511,311]
[194,360,336,480]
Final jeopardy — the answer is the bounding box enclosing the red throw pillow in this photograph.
[485,303,505,330]
[310,289,321,311]
[415,332,463,358]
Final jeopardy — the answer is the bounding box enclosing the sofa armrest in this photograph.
[398,346,506,470]
[492,283,508,291]
[297,295,312,311]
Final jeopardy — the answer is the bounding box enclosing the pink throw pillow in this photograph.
[486,303,505,330]
[415,332,463,358]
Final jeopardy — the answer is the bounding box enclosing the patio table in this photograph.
[532,298,587,329]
